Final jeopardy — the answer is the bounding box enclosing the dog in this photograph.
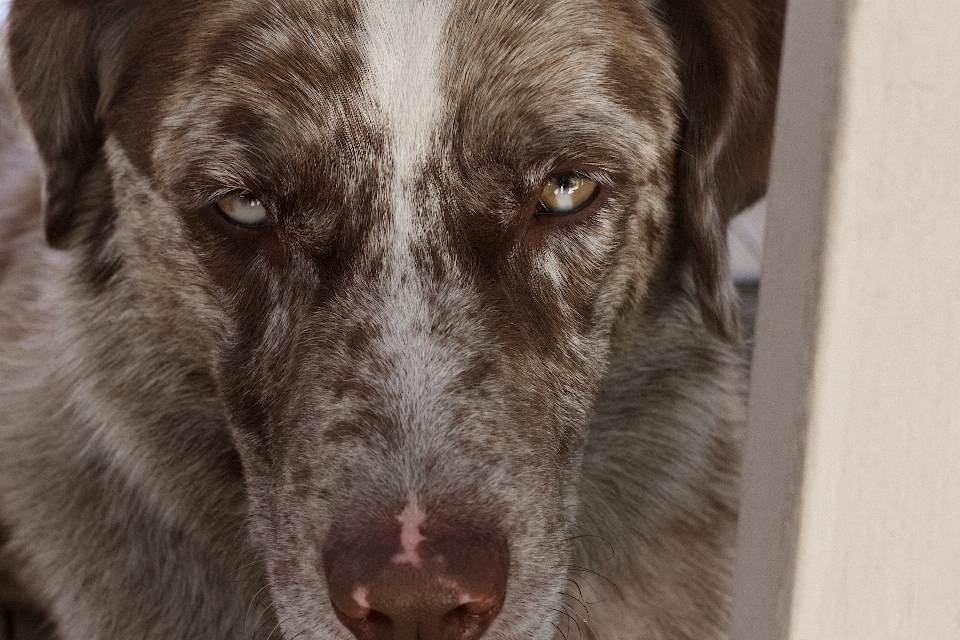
[0,1,783,638]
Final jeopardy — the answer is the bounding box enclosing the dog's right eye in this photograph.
[537,173,599,215]
[215,193,269,227]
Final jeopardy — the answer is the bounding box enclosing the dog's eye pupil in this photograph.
[538,174,598,215]
[216,193,269,227]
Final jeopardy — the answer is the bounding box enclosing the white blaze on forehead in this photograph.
[359,0,452,243]
[359,1,464,424]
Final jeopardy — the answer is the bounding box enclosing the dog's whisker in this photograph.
[249,593,280,640]
[563,532,617,562]
[569,566,624,604]
[562,602,600,640]
[559,587,590,616]
[565,576,584,599]
[228,556,268,579]
[550,620,569,640]
[565,594,606,607]
[563,576,608,606]
[238,526,270,554]
[549,607,584,640]
[566,565,623,600]
[235,511,276,536]
[265,614,296,640]
[245,580,277,627]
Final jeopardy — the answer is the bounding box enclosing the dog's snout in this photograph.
[324,506,509,640]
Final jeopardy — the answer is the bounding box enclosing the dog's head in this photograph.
[8,1,780,638]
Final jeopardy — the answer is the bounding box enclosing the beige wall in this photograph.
[730,0,960,638]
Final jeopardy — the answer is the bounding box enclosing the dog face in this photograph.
[125,4,678,635]
[6,1,781,638]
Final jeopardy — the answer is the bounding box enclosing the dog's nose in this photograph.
[324,511,508,640]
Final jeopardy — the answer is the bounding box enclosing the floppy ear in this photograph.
[656,0,785,340]
[6,2,134,249]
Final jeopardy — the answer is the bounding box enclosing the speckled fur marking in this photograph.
[0,1,784,639]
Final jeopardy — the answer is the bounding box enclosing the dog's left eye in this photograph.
[216,193,269,227]
[537,173,598,215]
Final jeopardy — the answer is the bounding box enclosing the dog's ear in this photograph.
[656,0,785,340]
[6,2,135,249]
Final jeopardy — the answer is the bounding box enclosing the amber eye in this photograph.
[216,192,269,227]
[537,173,598,214]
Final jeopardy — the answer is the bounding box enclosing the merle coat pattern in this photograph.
[0,1,783,639]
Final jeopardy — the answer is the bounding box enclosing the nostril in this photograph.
[445,598,505,634]
[458,597,499,617]
[332,602,394,640]
[332,581,505,640]
[450,603,479,620]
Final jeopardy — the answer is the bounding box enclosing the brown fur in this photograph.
[0,2,783,639]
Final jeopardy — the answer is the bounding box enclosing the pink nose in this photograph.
[323,519,509,640]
